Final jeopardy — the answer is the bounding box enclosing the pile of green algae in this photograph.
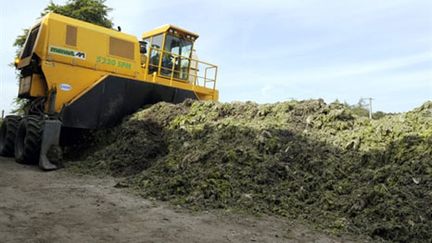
[68,99,432,242]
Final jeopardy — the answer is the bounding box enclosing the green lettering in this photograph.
[50,47,75,57]
[96,56,131,69]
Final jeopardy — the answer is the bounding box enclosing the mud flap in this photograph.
[39,120,62,171]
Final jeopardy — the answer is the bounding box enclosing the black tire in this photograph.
[15,116,43,164]
[0,116,22,157]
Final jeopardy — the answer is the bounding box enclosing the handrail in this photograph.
[145,47,217,90]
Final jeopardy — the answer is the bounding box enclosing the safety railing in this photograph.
[146,48,217,91]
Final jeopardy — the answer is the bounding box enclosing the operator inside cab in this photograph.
[141,25,199,81]
[162,33,193,80]
[139,40,148,68]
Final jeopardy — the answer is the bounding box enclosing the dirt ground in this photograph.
[0,156,365,243]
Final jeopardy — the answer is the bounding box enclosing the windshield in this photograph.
[164,34,193,58]
[21,25,41,59]
[159,34,193,80]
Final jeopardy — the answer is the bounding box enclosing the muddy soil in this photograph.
[0,156,365,243]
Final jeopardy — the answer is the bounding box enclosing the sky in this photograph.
[0,0,431,114]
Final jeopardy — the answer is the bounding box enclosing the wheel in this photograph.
[0,115,22,157]
[15,116,43,164]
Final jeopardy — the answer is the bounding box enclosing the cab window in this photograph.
[148,34,163,73]
[139,38,150,67]
[164,34,192,58]
[162,34,193,80]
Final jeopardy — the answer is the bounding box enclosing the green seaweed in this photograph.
[67,99,432,242]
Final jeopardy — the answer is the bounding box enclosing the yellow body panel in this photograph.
[41,61,108,111]
[17,13,218,113]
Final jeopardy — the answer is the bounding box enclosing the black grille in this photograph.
[21,25,40,59]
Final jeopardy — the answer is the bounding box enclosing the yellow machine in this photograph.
[0,13,218,170]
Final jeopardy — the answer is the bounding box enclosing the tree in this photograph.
[11,0,114,113]
[43,0,113,28]
[373,111,387,119]
[349,99,370,118]
[14,0,113,54]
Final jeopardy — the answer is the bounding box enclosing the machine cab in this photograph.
[140,25,198,82]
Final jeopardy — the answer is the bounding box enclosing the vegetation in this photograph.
[68,99,432,242]
[345,98,388,119]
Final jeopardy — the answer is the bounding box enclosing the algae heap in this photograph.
[69,100,432,242]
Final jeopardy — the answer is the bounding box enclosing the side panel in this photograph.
[33,18,49,63]
[61,75,197,129]
[41,61,107,112]
[40,15,140,78]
